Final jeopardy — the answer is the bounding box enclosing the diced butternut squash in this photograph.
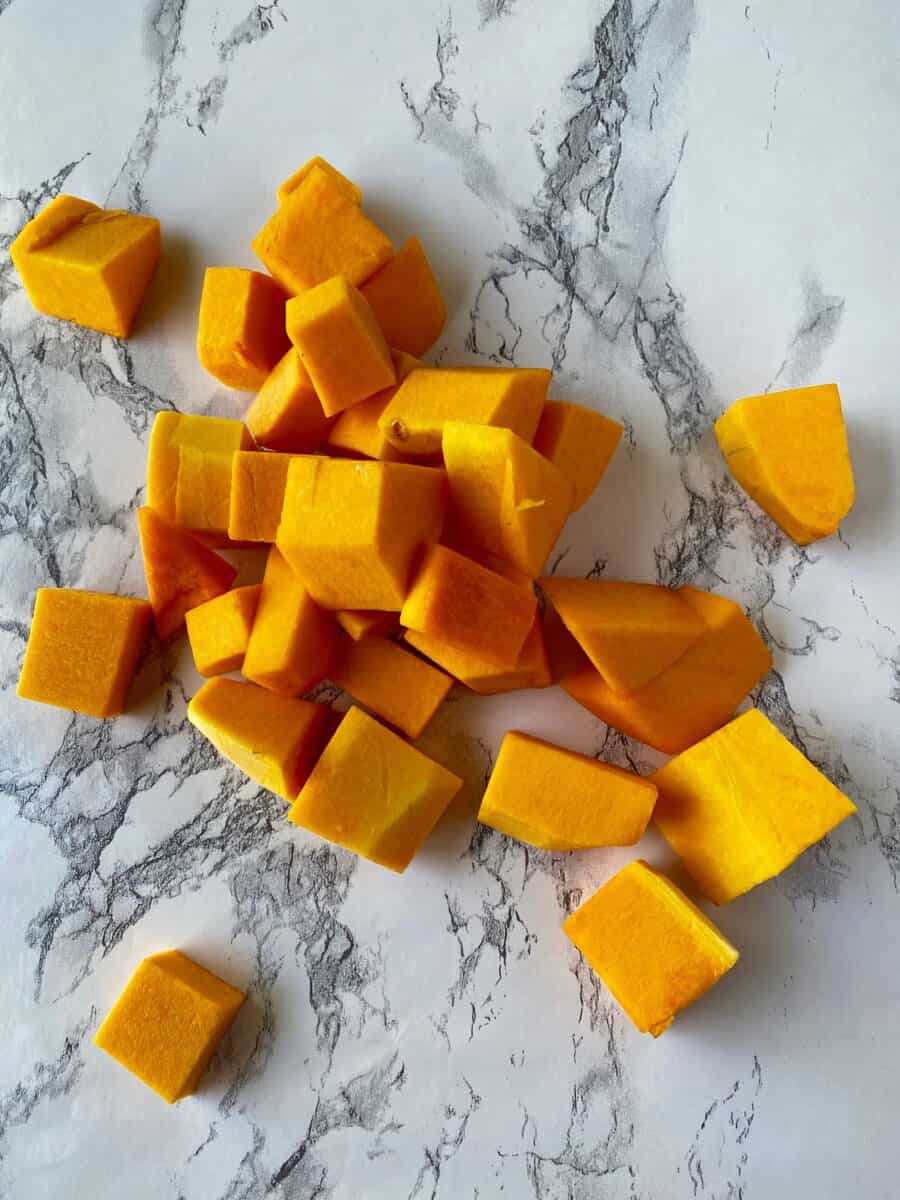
[325,350,422,462]
[533,400,623,510]
[288,706,462,872]
[563,860,739,1037]
[378,366,551,458]
[277,458,447,611]
[285,276,395,417]
[244,350,331,452]
[242,546,336,695]
[400,544,536,668]
[359,237,446,357]
[541,578,706,696]
[335,610,399,641]
[10,194,160,338]
[404,614,551,695]
[147,412,252,525]
[228,451,296,542]
[443,421,573,577]
[652,709,857,904]
[715,383,855,544]
[478,731,657,850]
[253,166,392,294]
[94,951,244,1103]
[185,584,260,677]
[329,634,453,738]
[137,506,237,640]
[561,586,772,754]
[277,156,361,206]
[188,676,335,800]
[17,589,151,718]
[197,267,289,390]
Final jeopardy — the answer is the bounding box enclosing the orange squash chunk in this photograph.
[197,267,289,390]
[228,451,297,542]
[533,400,623,510]
[146,412,252,526]
[244,349,333,452]
[335,610,399,641]
[137,506,237,640]
[359,237,446,357]
[329,634,453,738]
[185,584,261,676]
[325,350,422,462]
[17,589,151,718]
[276,155,362,206]
[404,614,551,695]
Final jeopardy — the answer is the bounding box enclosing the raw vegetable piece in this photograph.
[325,350,422,462]
[715,383,855,544]
[197,267,289,391]
[228,451,297,542]
[532,400,624,510]
[185,584,261,677]
[286,276,395,416]
[400,544,536,668]
[652,709,857,905]
[378,366,551,458]
[253,166,392,294]
[478,731,657,850]
[359,237,446,357]
[146,412,252,525]
[563,860,739,1037]
[561,586,772,754]
[540,578,707,696]
[288,706,463,872]
[243,546,336,695]
[335,610,399,641]
[404,614,551,695]
[137,506,237,640]
[188,676,335,800]
[17,589,151,718]
[94,951,244,1104]
[443,422,573,577]
[175,445,247,538]
[10,194,160,338]
[329,634,453,738]
[277,458,447,611]
[277,155,361,206]
[244,349,333,452]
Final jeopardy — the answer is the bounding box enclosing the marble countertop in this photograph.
[2,1,899,1196]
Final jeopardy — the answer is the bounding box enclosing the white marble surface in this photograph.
[1,1,899,1196]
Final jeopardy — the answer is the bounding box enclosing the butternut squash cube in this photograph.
[561,586,771,754]
[325,350,422,462]
[335,610,399,642]
[244,349,332,452]
[404,614,551,695]
[188,677,335,800]
[10,194,160,338]
[253,166,392,294]
[147,412,252,525]
[563,860,739,1037]
[478,731,657,850]
[286,276,395,417]
[359,237,446,357]
[228,451,296,542]
[185,584,261,677]
[652,709,857,904]
[197,267,289,391]
[400,544,536,668]
[329,634,453,738]
[243,547,336,695]
[17,589,151,718]
[541,578,707,696]
[94,950,244,1103]
[715,383,855,544]
[288,706,463,872]
[533,400,623,510]
[378,366,551,458]
[276,155,361,206]
[277,458,447,611]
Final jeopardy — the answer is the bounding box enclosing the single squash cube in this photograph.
[253,166,392,294]
[228,451,296,542]
[652,708,857,905]
[561,586,772,754]
[277,458,447,611]
[286,276,396,417]
[715,383,855,544]
[94,950,244,1103]
[335,610,400,641]
[175,445,249,539]
[17,589,151,718]
[185,584,261,677]
[541,578,707,696]
[288,706,463,872]
[325,350,422,462]
[400,544,536,668]
[404,614,551,695]
[379,365,550,458]
[244,349,333,453]
[10,194,160,338]
[276,155,361,206]
[533,400,624,510]
[197,267,290,391]
[329,634,453,738]
[563,860,739,1037]
[359,237,446,357]
[147,412,252,525]
[188,676,335,800]
[478,731,657,850]
[137,506,237,640]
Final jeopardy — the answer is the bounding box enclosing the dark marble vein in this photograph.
[685,1057,762,1199]
[407,1078,481,1199]
[477,0,516,26]
[189,1,287,134]
[769,276,845,391]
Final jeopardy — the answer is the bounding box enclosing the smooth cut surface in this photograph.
[245,349,333,452]
[359,237,447,357]
[335,610,400,641]
[276,155,362,205]
[185,584,260,677]
[404,614,551,695]
[146,412,252,526]
[228,451,297,542]
[329,634,453,738]
[325,350,422,462]
[197,267,290,390]
[532,400,624,510]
